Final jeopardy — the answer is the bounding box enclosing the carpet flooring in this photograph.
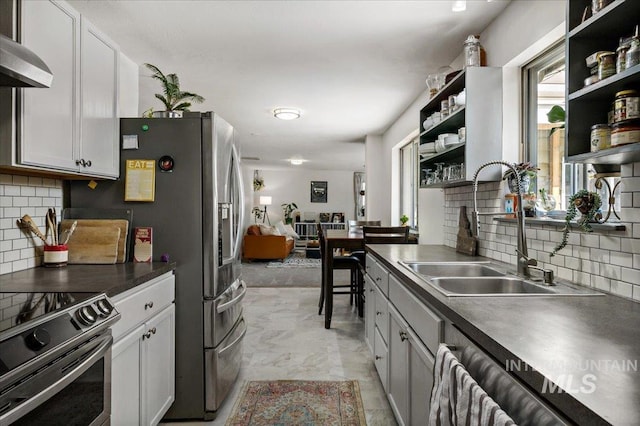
[225,380,367,426]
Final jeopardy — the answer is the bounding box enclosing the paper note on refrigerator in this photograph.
[125,159,156,202]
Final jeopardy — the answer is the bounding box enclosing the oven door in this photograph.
[0,331,112,426]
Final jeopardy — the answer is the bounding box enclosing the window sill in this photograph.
[494,217,626,232]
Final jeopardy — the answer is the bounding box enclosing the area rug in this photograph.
[225,380,367,426]
[266,251,320,268]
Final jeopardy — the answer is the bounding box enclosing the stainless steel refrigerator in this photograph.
[68,112,247,420]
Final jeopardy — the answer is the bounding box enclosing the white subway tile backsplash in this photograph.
[621,267,640,284]
[610,251,633,268]
[592,275,611,292]
[600,235,621,251]
[621,176,640,192]
[610,281,633,299]
[0,174,63,275]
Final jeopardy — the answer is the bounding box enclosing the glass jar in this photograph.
[597,51,615,80]
[626,33,640,69]
[590,124,611,152]
[591,0,612,14]
[614,90,639,122]
[464,35,481,68]
[616,38,629,73]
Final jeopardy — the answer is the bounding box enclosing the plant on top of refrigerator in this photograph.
[144,63,205,112]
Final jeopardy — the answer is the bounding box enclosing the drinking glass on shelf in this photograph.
[434,163,445,182]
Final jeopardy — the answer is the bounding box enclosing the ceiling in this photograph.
[68,0,510,171]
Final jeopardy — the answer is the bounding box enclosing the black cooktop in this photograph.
[0,292,96,334]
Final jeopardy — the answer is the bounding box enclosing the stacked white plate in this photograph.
[419,142,437,158]
[436,133,459,152]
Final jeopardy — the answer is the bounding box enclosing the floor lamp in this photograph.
[260,196,272,225]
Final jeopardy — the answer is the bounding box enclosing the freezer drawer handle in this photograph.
[216,280,247,314]
[219,322,247,355]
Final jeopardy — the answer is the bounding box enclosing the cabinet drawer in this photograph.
[374,327,388,392]
[366,254,389,295]
[374,284,389,344]
[111,272,175,341]
[388,274,442,355]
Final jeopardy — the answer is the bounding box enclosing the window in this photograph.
[399,139,418,228]
[523,41,581,211]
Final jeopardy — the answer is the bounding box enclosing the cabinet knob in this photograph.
[150,327,157,334]
[142,332,152,340]
[399,331,409,342]
[375,355,382,360]
[85,160,92,167]
[75,159,82,166]
[145,301,154,310]
[369,288,374,293]
[375,277,381,281]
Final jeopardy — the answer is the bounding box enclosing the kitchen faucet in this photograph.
[472,161,554,285]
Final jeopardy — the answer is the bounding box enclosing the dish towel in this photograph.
[429,344,517,426]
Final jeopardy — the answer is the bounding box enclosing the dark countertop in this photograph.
[367,244,640,426]
[0,262,176,297]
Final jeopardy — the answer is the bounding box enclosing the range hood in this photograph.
[0,33,52,88]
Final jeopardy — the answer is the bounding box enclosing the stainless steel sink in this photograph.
[398,260,603,297]
[430,277,555,296]
[402,262,505,277]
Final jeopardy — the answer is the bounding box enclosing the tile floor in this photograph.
[163,287,397,425]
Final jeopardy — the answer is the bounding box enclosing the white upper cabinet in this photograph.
[19,0,80,172]
[3,0,121,178]
[80,17,119,177]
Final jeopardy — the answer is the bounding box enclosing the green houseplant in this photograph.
[502,162,539,194]
[281,202,298,224]
[400,214,409,226]
[144,63,205,117]
[551,189,602,256]
[251,207,263,223]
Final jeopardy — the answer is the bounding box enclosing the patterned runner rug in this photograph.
[266,251,320,268]
[225,380,367,426]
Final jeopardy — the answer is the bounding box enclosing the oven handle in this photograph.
[1,334,112,425]
[216,280,247,314]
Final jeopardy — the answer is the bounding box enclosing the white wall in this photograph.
[241,166,357,228]
[365,134,388,224]
[370,0,566,242]
[118,53,139,117]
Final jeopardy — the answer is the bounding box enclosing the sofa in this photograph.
[242,224,295,261]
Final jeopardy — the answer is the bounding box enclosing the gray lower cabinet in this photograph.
[388,305,435,426]
[365,259,441,426]
[364,276,376,353]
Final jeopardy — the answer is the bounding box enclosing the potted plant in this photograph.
[502,162,539,194]
[253,176,265,191]
[144,63,205,118]
[400,214,409,226]
[281,202,298,224]
[546,105,565,139]
[551,189,602,256]
[251,207,263,223]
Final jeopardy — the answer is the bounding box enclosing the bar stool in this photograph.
[317,224,362,317]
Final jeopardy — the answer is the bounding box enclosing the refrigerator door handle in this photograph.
[231,144,245,260]
[216,280,247,314]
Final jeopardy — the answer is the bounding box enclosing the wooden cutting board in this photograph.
[60,219,129,263]
[65,226,120,264]
[456,206,478,256]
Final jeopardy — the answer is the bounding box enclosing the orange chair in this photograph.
[242,225,294,261]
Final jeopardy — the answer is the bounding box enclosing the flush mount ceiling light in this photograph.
[452,0,466,12]
[289,158,307,166]
[273,108,301,120]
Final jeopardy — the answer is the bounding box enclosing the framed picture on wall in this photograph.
[310,181,327,203]
[331,213,344,223]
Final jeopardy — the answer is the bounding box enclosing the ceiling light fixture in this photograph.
[273,108,301,120]
[290,159,306,166]
[452,0,466,12]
